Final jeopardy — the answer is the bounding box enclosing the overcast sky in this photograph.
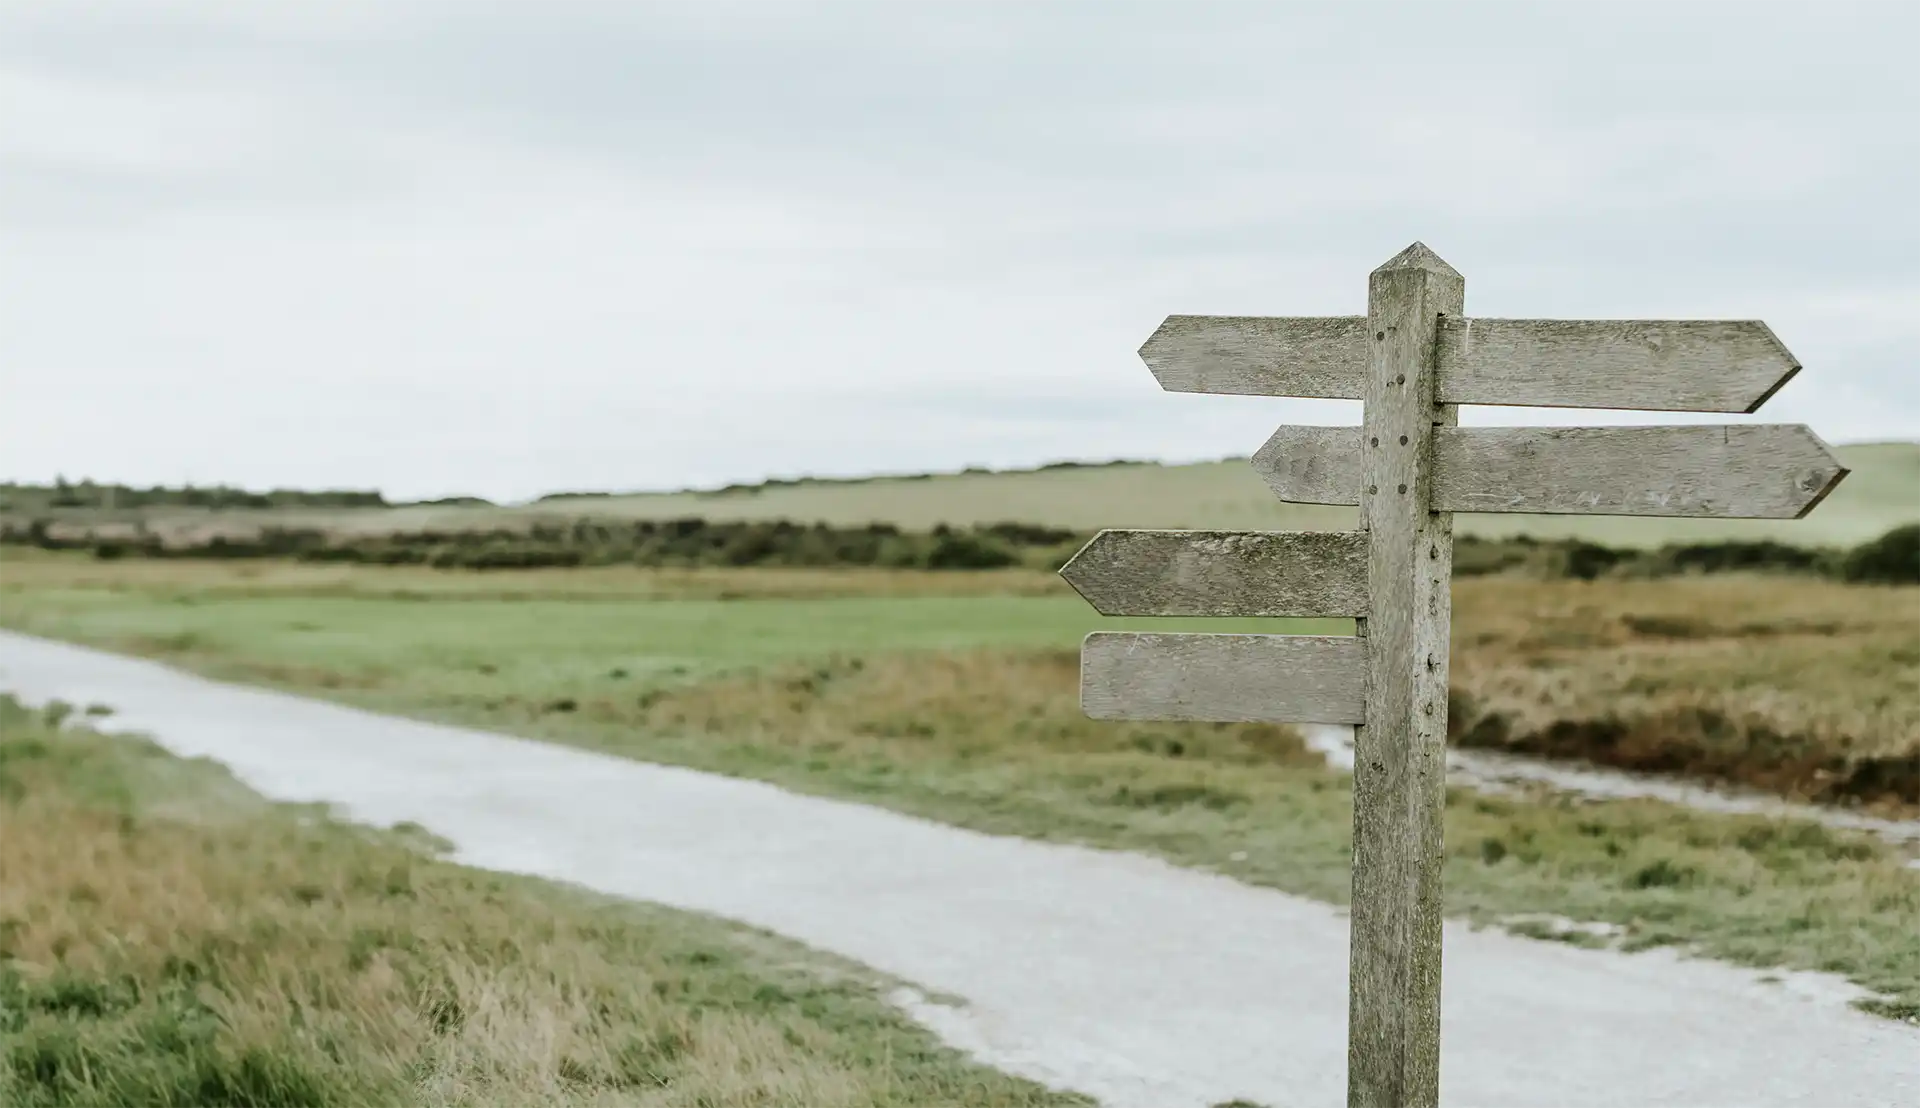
[2,1,1914,502]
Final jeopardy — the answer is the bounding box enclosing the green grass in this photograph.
[3,568,1916,1023]
[35,442,1920,549]
[514,442,1920,546]
[0,695,1080,1107]
[0,584,1336,708]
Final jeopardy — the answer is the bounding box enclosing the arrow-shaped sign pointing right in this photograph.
[1142,316,1803,413]
[1251,424,1848,518]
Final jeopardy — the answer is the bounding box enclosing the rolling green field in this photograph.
[22,441,1918,550]
[522,440,1917,544]
[4,555,1917,1022]
[0,569,1324,702]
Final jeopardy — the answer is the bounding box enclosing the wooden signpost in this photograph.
[1059,243,1847,1108]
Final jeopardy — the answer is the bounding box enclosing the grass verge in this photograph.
[19,644,1919,1025]
[2,561,1916,1022]
[4,557,1911,808]
[1451,576,1920,809]
[0,695,1080,1107]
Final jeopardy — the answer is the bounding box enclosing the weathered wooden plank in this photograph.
[1250,424,1847,518]
[1139,315,1368,399]
[1438,425,1846,518]
[1349,241,1456,1108]
[1079,632,1364,724]
[1059,529,1368,617]
[1249,425,1362,506]
[1435,318,1800,413]
[1143,315,1800,413]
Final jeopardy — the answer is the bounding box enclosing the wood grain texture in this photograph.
[1139,315,1368,399]
[1434,318,1800,412]
[1438,425,1847,518]
[1059,529,1368,617]
[1251,424,1848,519]
[1144,315,1801,413]
[1348,240,1457,1108]
[1079,632,1364,724]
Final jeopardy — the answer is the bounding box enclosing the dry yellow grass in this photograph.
[0,698,1077,1107]
[1451,577,1920,808]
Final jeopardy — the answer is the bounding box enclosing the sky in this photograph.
[2,1,1915,503]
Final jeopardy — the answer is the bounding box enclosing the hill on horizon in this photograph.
[447,440,1919,547]
[9,441,1914,551]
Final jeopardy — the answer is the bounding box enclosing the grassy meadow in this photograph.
[3,552,1911,809]
[0,549,1331,695]
[4,552,1917,1023]
[13,441,1918,549]
[528,440,1920,545]
[0,694,1079,1107]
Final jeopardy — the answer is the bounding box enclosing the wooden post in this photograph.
[1066,239,1846,1108]
[1349,243,1460,1108]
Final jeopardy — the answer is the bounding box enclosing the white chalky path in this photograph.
[1,631,1914,1108]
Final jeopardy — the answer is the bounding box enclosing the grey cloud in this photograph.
[0,1,1912,499]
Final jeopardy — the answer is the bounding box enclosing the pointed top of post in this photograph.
[1372,241,1459,279]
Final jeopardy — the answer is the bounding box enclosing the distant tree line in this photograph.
[2,510,1914,582]
[0,479,389,511]
[0,480,496,512]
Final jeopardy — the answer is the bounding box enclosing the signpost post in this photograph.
[1059,243,1847,1108]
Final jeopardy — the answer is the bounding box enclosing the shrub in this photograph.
[1453,536,1535,577]
[9,508,1918,584]
[924,532,1019,570]
[1843,523,1920,584]
[1645,540,1829,577]
[1546,541,1627,581]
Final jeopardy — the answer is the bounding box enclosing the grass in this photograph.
[0,559,1334,707]
[0,694,1080,1107]
[3,558,1917,1021]
[1451,576,1920,808]
[5,554,1910,806]
[615,649,1920,1019]
[0,550,1080,602]
[528,441,1916,546]
[16,442,1918,549]
[359,435,1893,546]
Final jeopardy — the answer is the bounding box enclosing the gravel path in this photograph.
[2,631,1914,1108]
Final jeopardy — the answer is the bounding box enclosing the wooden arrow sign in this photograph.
[1098,242,1850,1108]
[1434,319,1800,413]
[1139,316,1369,401]
[1252,423,1847,518]
[1060,530,1368,617]
[1141,315,1801,413]
[1081,632,1366,724]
